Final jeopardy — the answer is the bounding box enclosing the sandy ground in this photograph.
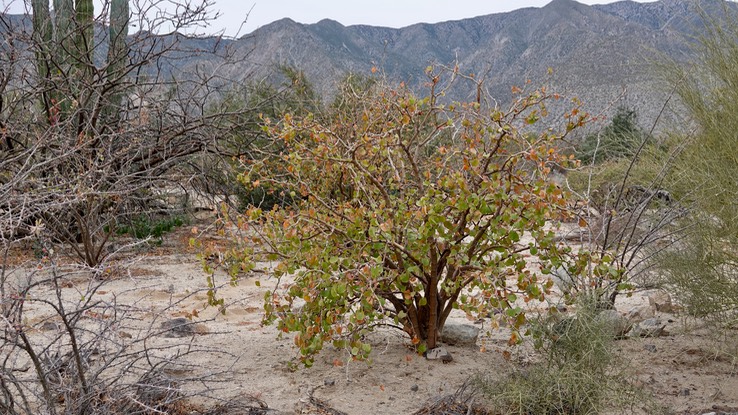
[14,225,738,415]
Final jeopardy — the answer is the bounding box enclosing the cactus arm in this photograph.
[103,0,130,125]
[31,0,53,120]
[53,0,74,65]
[74,0,94,68]
[107,0,129,81]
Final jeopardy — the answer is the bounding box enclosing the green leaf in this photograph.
[509,231,520,242]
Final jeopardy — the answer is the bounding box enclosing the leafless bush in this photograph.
[0,0,260,266]
[559,96,691,308]
[0,1,276,413]
[0,236,247,415]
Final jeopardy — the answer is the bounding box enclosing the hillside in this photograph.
[1,0,732,126]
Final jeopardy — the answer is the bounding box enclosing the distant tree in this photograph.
[577,107,650,165]
[195,65,322,211]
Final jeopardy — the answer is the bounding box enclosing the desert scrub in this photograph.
[474,302,652,415]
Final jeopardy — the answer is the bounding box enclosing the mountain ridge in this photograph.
[2,0,734,128]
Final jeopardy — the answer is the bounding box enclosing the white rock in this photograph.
[441,324,480,346]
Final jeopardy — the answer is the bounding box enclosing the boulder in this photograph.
[630,318,666,338]
[626,305,655,323]
[648,291,674,313]
[596,309,632,338]
[440,324,480,346]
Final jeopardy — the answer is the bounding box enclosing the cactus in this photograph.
[31,0,129,128]
[106,0,130,120]
[74,0,94,70]
[53,0,74,68]
[31,0,52,111]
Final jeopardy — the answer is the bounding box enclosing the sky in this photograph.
[2,0,659,37]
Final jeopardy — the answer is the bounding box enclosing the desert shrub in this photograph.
[475,301,648,415]
[194,66,321,213]
[561,107,687,308]
[658,5,738,325]
[201,69,589,366]
[0,0,262,267]
[0,234,239,415]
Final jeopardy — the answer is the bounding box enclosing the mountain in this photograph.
[206,0,730,128]
[2,0,733,128]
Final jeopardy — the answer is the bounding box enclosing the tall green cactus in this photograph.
[106,0,130,120]
[53,0,74,67]
[74,0,94,69]
[31,0,52,112]
[31,0,129,128]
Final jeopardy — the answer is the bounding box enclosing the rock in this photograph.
[440,324,479,346]
[410,384,419,392]
[648,291,674,313]
[551,266,577,296]
[324,379,336,386]
[425,347,453,363]
[161,362,195,378]
[630,318,666,338]
[626,305,655,323]
[159,317,209,338]
[596,309,632,338]
[40,321,60,331]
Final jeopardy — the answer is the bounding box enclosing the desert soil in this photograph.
[19,223,738,415]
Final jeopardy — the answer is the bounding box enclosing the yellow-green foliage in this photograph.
[659,6,738,323]
[567,147,667,211]
[204,74,589,367]
[475,301,653,415]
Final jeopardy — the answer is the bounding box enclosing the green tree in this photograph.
[197,65,321,211]
[577,107,650,165]
[205,75,588,366]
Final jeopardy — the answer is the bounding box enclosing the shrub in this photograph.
[203,70,589,366]
[115,215,186,242]
[659,3,738,325]
[475,301,649,415]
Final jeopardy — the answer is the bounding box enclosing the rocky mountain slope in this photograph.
[2,0,733,127]
[212,0,730,127]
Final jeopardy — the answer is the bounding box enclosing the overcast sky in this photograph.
[2,0,659,37]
